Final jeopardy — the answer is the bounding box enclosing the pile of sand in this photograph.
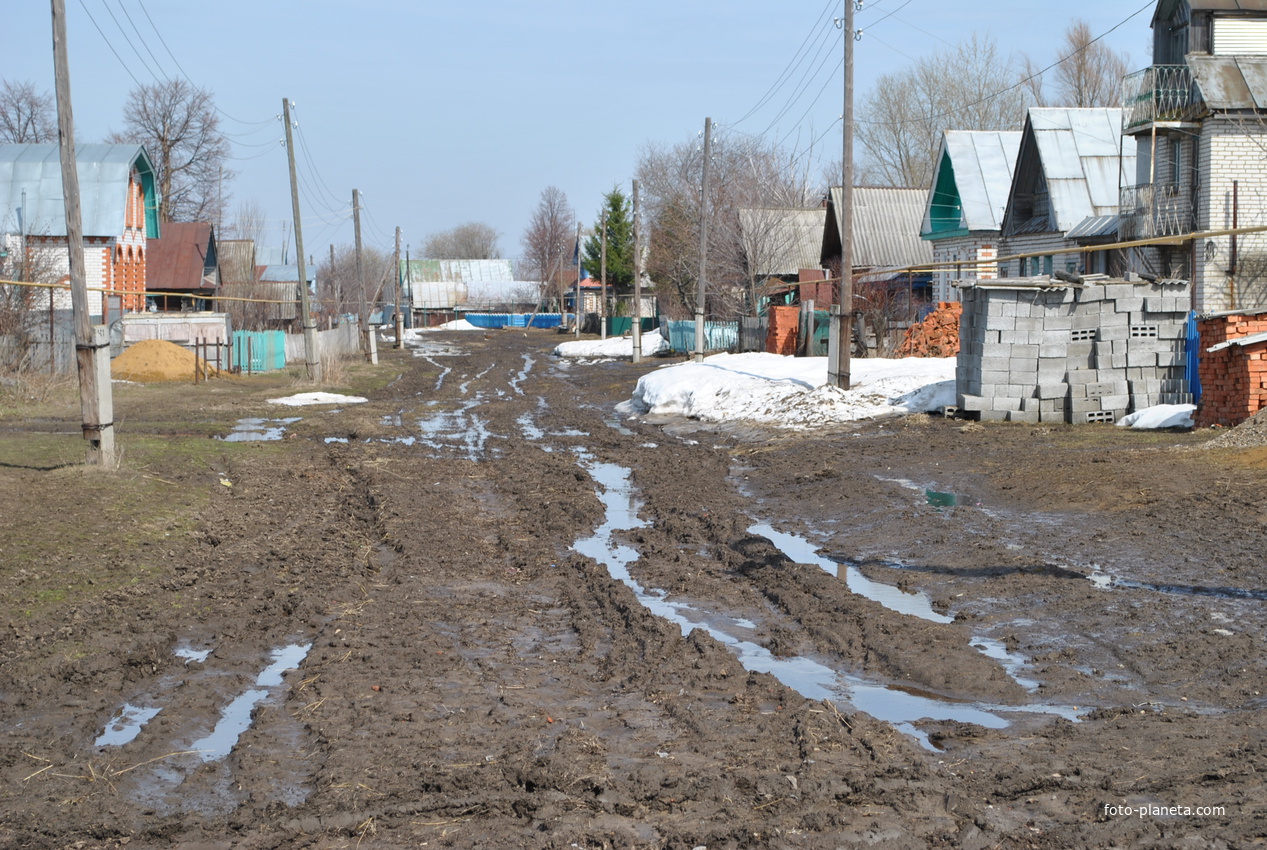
[112,339,216,382]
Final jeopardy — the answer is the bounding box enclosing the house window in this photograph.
[998,262,1008,277]
[1043,255,1053,276]
[1171,138,1182,185]
[1019,257,1028,276]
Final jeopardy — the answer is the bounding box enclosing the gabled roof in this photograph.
[1002,108,1133,235]
[822,187,934,269]
[147,221,216,291]
[1154,0,1267,25]
[922,130,1022,239]
[0,143,158,239]
[261,264,315,284]
[738,208,827,276]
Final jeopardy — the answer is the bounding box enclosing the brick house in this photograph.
[0,143,158,321]
[1119,0,1267,311]
[920,130,1021,303]
[999,108,1135,281]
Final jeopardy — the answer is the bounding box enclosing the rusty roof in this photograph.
[147,221,215,291]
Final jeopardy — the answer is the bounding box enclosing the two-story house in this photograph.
[1120,0,1267,310]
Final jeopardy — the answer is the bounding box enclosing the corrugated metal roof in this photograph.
[260,264,315,284]
[0,143,156,238]
[1005,108,1134,234]
[218,240,256,285]
[1066,214,1120,239]
[1188,54,1267,108]
[403,258,517,283]
[147,221,214,291]
[737,208,827,275]
[401,259,538,310]
[923,131,1021,234]
[823,186,934,268]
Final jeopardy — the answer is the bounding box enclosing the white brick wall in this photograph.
[1196,115,1267,310]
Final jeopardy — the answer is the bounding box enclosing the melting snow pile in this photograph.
[555,334,669,359]
[268,392,367,407]
[618,353,957,428]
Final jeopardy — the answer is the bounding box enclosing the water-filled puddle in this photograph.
[970,637,1039,691]
[191,643,311,762]
[926,489,980,508]
[216,418,300,442]
[95,704,162,747]
[574,456,1079,749]
[749,523,954,624]
[175,645,211,665]
[1088,570,1267,601]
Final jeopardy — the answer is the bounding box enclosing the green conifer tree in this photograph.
[583,187,634,296]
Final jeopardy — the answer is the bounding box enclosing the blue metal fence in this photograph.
[661,320,739,354]
[231,330,286,373]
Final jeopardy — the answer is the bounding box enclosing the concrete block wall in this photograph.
[956,277,1191,424]
[997,232,1082,280]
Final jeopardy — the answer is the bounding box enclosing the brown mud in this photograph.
[0,329,1264,848]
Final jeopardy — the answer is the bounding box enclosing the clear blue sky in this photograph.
[4,1,1151,263]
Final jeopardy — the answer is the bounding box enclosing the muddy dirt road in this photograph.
[1,329,1265,848]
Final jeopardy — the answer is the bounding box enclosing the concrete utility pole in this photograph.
[329,243,338,319]
[352,188,368,356]
[828,4,855,389]
[574,221,582,337]
[695,117,712,363]
[600,209,608,340]
[632,178,643,363]
[282,97,321,382]
[52,0,113,467]
[393,225,403,348]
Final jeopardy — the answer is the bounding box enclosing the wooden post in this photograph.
[281,98,321,382]
[574,222,582,336]
[695,117,712,363]
[632,178,643,363]
[52,0,113,466]
[353,188,368,356]
[600,209,608,340]
[393,226,403,348]
[828,1,854,389]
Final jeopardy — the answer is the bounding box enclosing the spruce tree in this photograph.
[583,187,634,295]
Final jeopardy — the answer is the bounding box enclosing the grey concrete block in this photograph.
[980,356,1010,372]
[1011,344,1039,359]
[981,370,1009,385]
[1105,284,1135,301]
[980,409,1009,422]
[1067,369,1102,384]
[1037,382,1069,399]
[1044,314,1073,330]
[1039,344,1067,359]
[991,396,1022,412]
[1070,396,1103,413]
[1008,409,1041,423]
[985,314,1015,331]
[1115,297,1145,313]
[1100,394,1130,409]
[1015,317,1044,332]
[957,394,988,411]
[1127,351,1157,367]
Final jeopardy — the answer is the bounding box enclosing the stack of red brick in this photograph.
[896,302,962,357]
[1195,313,1267,427]
[766,305,800,356]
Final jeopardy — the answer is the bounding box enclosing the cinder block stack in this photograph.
[956,277,1191,424]
[1194,312,1267,428]
[766,305,800,356]
[896,301,962,357]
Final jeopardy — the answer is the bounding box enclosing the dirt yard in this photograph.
[0,329,1264,849]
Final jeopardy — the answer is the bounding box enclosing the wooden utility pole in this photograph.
[329,243,338,319]
[352,188,368,356]
[695,116,712,363]
[393,225,403,348]
[574,221,582,337]
[282,97,321,382]
[283,96,321,382]
[632,178,643,363]
[52,0,113,466]
[828,5,854,389]
[600,210,608,340]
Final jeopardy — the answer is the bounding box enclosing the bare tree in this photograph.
[109,79,233,224]
[222,199,267,244]
[520,187,576,310]
[420,222,501,259]
[0,80,56,143]
[637,130,817,319]
[1025,20,1131,108]
[856,34,1030,188]
[0,232,63,372]
[317,244,395,319]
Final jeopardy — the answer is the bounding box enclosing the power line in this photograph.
[75,0,142,87]
[731,0,840,127]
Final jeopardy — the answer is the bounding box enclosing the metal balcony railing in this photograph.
[1122,65,1202,132]
[1119,182,1194,240]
